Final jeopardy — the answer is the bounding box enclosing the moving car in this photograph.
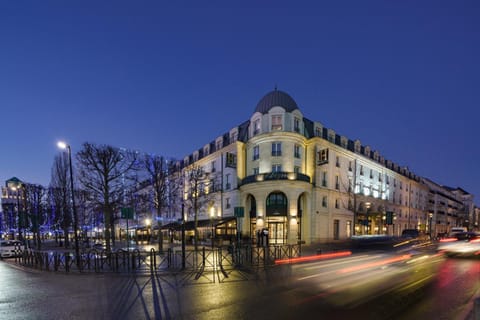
[0,240,22,259]
[437,232,480,257]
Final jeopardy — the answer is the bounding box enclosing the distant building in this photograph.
[422,179,475,236]
[1,177,25,239]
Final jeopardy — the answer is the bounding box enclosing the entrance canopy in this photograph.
[161,217,237,231]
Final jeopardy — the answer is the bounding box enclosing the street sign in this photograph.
[234,207,244,217]
[121,207,134,220]
[386,211,394,225]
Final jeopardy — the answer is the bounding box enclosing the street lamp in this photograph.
[365,202,371,235]
[429,213,433,240]
[210,206,215,249]
[57,141,80,268]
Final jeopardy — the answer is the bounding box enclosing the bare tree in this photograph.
[76,142,138,251]
[183,165,216,251]
[46,186,62,244]
[76,189,93,243]
[23,183,45,250]
[50,153,72,247]
[139,154,179,253]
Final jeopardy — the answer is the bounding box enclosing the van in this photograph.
[449,227,467,236]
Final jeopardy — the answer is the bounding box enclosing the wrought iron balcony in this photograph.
[240,171,311,186]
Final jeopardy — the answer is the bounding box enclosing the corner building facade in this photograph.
[175,90,454,245]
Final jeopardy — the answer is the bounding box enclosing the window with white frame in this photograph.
[294,117,300,132]
[271,115,283,131]
[253,145,259,160]
[253,119,261,136]
[225,174,231,190]
[226,198,231,209]
[253,167,259,175]
[294,144,301,158]
[322,196,328,207]
[272,142,282,156]
[272,164,282,172]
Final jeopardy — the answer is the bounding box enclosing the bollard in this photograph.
[150,248,156,271]
[167,248,172,268]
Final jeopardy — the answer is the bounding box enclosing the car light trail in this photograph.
[274,251,352,265]
[337,254,412,274]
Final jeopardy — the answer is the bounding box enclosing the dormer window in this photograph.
[253,119,261,136]
[294,117,300,133]
[272,115,283,131]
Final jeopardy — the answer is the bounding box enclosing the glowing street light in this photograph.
[57,141,80,268]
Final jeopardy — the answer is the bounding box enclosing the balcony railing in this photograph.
[240,172,311,186]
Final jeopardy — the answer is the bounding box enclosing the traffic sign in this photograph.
[121,207,134,219]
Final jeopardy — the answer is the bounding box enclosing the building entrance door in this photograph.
[268,221,285,244]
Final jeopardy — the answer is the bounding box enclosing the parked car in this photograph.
[437,232,480,257]
[401,229,420,239]
[401,229,429,240]
[0,240,22,259]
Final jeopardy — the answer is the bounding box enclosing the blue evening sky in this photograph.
[1,1,479,203]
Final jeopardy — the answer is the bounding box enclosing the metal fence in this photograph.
[12,244,300,275]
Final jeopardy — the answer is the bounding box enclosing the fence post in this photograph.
[65,253,70,273]
[132,251,136,270]
[45,252,48,269]
[54,252,59,271]
[202,247,206,266]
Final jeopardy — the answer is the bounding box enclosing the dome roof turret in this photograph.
[254,89,298,114]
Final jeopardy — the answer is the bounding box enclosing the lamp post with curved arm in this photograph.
[57,141,80,268]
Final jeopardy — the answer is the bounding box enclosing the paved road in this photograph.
[1,249,480,320]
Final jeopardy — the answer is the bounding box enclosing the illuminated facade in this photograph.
[174,89,473,245]
[0,177,25,239]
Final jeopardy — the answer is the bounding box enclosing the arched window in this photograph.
[249,195,257,218]
[266,192,287,216]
